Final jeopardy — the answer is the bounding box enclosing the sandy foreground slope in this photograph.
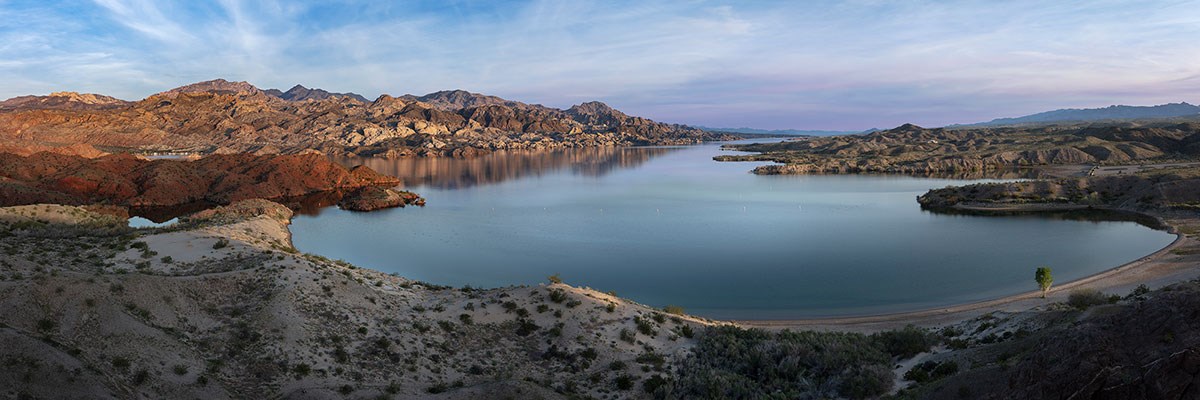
[0,201,713,399]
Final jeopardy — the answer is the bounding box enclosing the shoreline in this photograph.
[736,208,1198,332]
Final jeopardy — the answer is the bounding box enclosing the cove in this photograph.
[290,140,1176,319]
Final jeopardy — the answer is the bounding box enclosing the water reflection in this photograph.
[333,146,681,189]
[921,207,1168,231]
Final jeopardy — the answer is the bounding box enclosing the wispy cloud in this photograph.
[0,0,1197,129]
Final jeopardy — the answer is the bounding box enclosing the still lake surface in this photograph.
[291,140,1175,319]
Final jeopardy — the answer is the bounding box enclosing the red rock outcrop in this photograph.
[0,152,401,209]
[337,186,425,211]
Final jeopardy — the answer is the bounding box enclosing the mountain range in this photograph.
[694,126,870,137]
[952,102,1200,127]
[0,79,734,158]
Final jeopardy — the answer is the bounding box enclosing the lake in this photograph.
[290,140,1175,319]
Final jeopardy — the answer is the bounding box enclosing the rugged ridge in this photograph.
[0,80,734,158]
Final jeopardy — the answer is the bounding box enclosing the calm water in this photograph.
[290,141,1175,319]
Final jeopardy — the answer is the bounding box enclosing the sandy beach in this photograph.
[738,219,1200,333]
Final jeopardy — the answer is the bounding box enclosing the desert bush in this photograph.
[548,289,567,303]
[634,316,656,336]
[619,329,636,344]
[1127,284,1151,299]
[643,375,668,394]
[615,375,635,390]
[903,360,959,383]
[663,305,685,315]
[1068,288,1114,310]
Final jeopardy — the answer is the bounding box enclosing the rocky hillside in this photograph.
[916,166,1200,212]
[0,200,714,399]
[0,80,735,159]
[0,152,415,213]
[910,279,1200,399]
[718,122,1200,175]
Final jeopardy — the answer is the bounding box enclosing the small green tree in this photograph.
[547,273,563,284]
[1035,267,1053,298]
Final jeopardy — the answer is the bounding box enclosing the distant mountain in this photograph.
[159,79,369,103]
[696,126,863,136]
[159,78,263,96]
[264,85,369,102]
[954,102,1200,127]
[0,91,129,111]
[399,89,533,111]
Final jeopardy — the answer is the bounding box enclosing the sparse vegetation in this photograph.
[1067,288,1117,310]
[668,326,893,399]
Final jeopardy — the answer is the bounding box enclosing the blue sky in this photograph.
[1,0,1198,130]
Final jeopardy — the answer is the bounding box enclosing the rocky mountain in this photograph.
[0,80,734,158]
[264,84,369,103]
[956,102,1200,127]
[717,122,1200,175]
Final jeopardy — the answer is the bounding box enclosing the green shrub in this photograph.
[663,305,685,315]
[871,325,933,359]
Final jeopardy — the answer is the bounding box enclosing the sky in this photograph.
[1,0,1199,130]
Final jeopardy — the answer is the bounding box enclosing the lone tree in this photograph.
[1035,267,1053,298]
[547,273,563,284]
